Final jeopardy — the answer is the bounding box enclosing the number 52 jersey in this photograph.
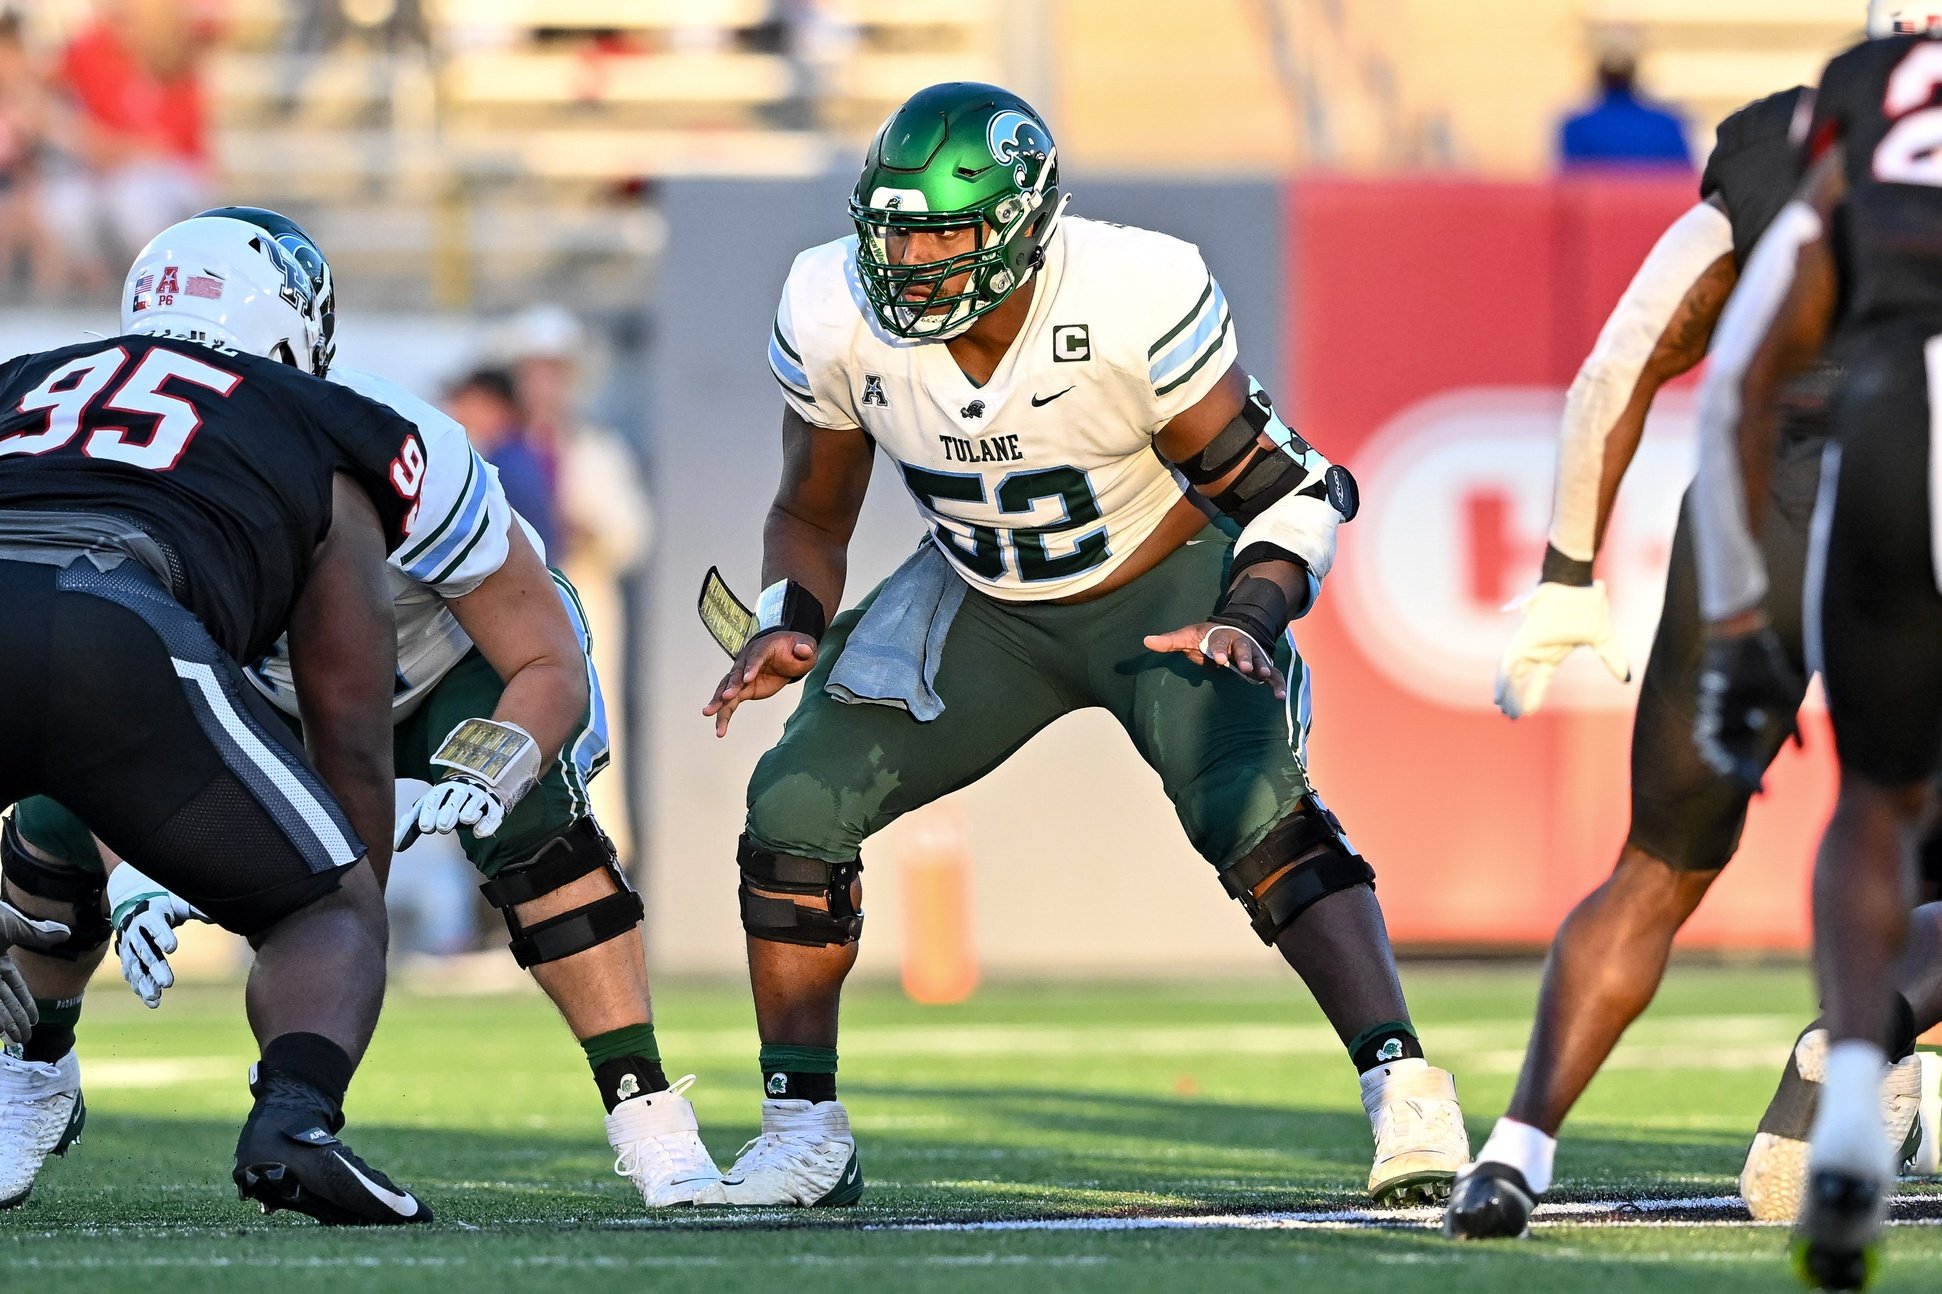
[769,216,1238,601]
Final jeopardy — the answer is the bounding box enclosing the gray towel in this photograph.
[825,541,967,722]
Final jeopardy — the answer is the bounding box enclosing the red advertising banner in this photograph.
[1287,176,1834,949]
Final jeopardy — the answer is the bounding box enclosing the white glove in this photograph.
[1494,580,1631,719]
[395,777,507,849]
[106,864,205,1010]
[0,899,70,1044]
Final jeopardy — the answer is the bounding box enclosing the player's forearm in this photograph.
[487,657,588,767]
[762,505,848,625]
[1548,202,1735,575]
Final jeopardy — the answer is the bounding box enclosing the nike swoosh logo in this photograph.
[330,1150,422,1218]
[1031,387,1075,407]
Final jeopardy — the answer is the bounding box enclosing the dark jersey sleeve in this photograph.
[299,379,426,553]
[1701,86,1811,269]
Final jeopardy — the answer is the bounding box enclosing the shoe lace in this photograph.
[612,1077,712,1181]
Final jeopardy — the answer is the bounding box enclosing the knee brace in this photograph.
[0,818,111,960]
[1219,794,1375,946]
[737,835,863,947]
[477,818,643,969]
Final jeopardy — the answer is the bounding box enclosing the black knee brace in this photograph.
[737,835,864,947]
[0,818,112,960]
[477,818,643,969]
[1219,795,1375,946]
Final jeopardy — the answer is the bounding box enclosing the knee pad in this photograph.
[477,817,642,969]
[1218,794,1375,946]
[0,818,111,960]
[737,835,863,947]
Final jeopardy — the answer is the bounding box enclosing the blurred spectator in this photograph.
[499,305,652,867]
[1558,46,1691,172]
[443,366,561,557]
[42,0,215,291]
[0,9,56,297]
[278,0,433,122]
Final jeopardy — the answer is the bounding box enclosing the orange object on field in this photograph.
[897,801,979,1005]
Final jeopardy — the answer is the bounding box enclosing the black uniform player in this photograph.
[1693,22,1942,1290]
[0,237,431,1223]
[1452,70,1941,1243]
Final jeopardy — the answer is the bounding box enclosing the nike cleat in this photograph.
[692,1098,862,1207]
[1742,1028,1926,1222]
[1362,1059,1470,1205]
[1442,1161,1537,1240]
[233,1067,430,1226]
[0,1050,84,1210]
[1792,1167,1884,1291]
[608,1074,722,1207]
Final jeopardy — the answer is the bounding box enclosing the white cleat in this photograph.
[1361,1058,1470,1205]
[1912,1052,1940,1178]
[1741,1029,1926,1223]
[0,1050,84,1210]
[691,1098,862,1207]
[607,1075,722,1207]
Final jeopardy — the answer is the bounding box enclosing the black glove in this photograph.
[1695,627,1803,794]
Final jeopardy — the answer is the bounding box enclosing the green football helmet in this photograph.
[849,82,1068,341]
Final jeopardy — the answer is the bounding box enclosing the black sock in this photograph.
[1890,993,1919,1062]
[593,1056,670,1112]
[1348,1021,1423,1073]
[259,1032,354,1114]
[759,1043,838,1103]
[23,995,81,1064]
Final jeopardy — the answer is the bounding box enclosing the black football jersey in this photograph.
[1701,86,1811,270]
[0,335,421,662]
[1807,33,1942,332]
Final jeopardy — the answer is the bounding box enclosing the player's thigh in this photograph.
[1628,464,1817,871]
[1814,348,1942,785]
[39,561,363,937]
[1088,531,1314,869]
[745,578,1074,863]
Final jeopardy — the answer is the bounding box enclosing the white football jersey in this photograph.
[769,217,1238,601]
[247,365,525,720]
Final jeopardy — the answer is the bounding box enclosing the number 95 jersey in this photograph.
[769,217,1237,601]
[1805,31,1942,333]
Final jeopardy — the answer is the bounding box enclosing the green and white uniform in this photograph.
[11,368,610,880]
[752,219,1320,874]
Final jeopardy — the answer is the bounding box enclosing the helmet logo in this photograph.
[987,109,1051,184]
[960,399,985,419]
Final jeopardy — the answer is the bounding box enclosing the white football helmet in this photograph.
[1870,2,1942,35]
[120,212,335,376]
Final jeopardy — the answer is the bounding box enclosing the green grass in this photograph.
[3,962,1939,1291]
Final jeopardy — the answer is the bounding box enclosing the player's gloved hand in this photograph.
[1494,581,1631,719]
[397,776,507,847]
[0,899,70,1044]
[1695,623,1802,794]
[106,863,205,1010]
[1143,622,1289,700]
[704,631,818,738]
[396,717,542,848]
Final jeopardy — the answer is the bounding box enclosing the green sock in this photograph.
[582,1024,667,1110]
[24,995,82,1064]
[760,1043,837,1102]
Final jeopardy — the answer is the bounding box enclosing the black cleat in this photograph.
[1442,1161,1536,1240]
[1791,1168,1883,1291]
[233,1069,430,1227]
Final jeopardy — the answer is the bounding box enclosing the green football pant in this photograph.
[745,526,1318,875]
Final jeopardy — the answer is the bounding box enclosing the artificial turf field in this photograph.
[4,962,1940,1292]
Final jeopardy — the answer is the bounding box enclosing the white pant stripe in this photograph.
[171,659,357,864]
